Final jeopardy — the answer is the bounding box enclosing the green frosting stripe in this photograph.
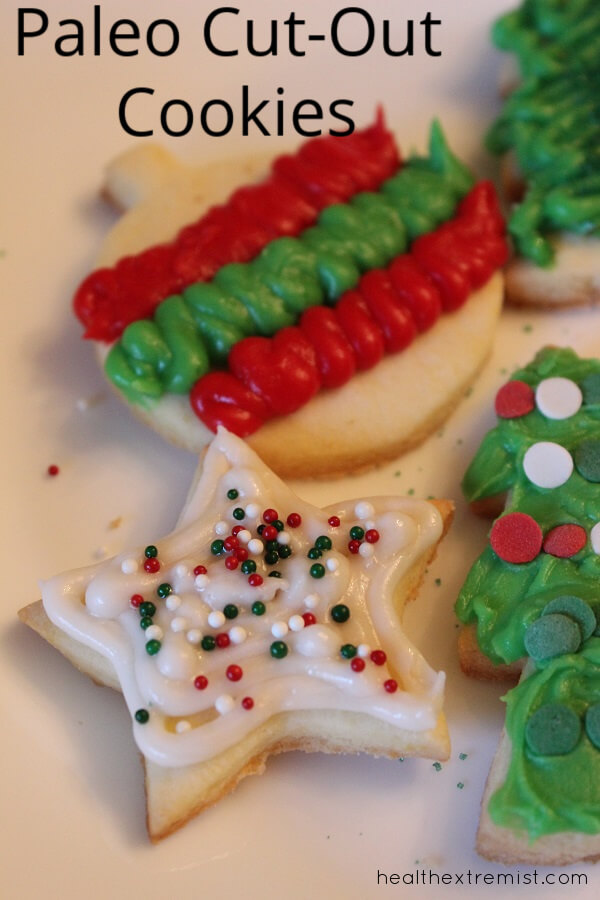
[105,122,474,406]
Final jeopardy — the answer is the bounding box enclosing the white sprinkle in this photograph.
[357,644,371,658]
[93,546,109,560]
[237,529,252,544]
[248,538,264,555]
[288,615,305,632]
[276,531,291,545]
[304,593,319,609]
[229,626,247,644]
[215,694,235,715]
[592,523,600,554]
[326,557,339,572]
[166,593,182,611]
[187,629,202,645]
[365,520,376,531]
[355,501,375,520]
[523,441,573,489]
[170,616,188,633]
[173,563,189,579]
[175,720,191,734]
[245,503,260,519]
[214,520,229,535]
[145,625,163,641]
[536,377,582,420]
[358,542,375,559]
[120,557,138,575]
[195,574,209,590]
[208,610,226,629]
[271,621,289,638]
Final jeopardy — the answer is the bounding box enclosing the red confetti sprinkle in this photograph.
[328,516,341,528]
[371,649,387,666]
[144,558,160,574]
[241,697,254,710]
[248,574,263,587]
[384,679,398,693]
[47,464,60,477]
[194,565,207,576]
[130,594,143,608]
[543,523,587,558]
[302,612,316,627]
[365,529,380,544]
[287,513,302,528]
[225,556,239,570]
[216,633,230,648]
[348,539,361,554]
[262,525,278,541]
[262,508,278,524]
[194,675,208,690]
[351,657,365,672]
[490,512,543,564]
[495,380,535,419]
[226,664,243,682]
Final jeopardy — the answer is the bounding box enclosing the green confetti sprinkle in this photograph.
[459,752,468,760]
[457,782,465,789]
[394,470,402,477]
[522,323,533,333]
[435,578,442,586]
[407,488,415,496]
[432,761,442,771]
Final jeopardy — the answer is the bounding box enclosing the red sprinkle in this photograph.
[262,525,278,541]
[130,594,143,608]
[263,508,278,524]
[241,697,254,710]
[144,558,160,574]
[248,574,264,587]
[216,633,231,648]
[543,524,587,559]
[365,529,380,544]
[490,512,543,564]
[351,657,365,672]
[194,565,207,576]
[194,675,208,690]
[495,380,535,419]
[302,612,316,627]
[226,664,243,682]
[328,516,341,528]
[371,649,387,666]
[348,539,361,554]
[225,556,239,570]
[232,525,244,536]
[223,536,239,551]
[47,464,60,477]
[384,679,398,693]
[287,513,302,528]
[236,547,249,562]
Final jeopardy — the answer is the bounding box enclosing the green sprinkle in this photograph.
[144,545,158,558]
[522,323,533,333]
[340,643,357,659]
[585,703,600,749]
[310,563,326,579]
[435,578,442,586]
[457,782,464,790]
[268,571,282,578]
[307,547,322,560]
[459,752,468,760]
[315,535,332,551]
[349,525,364,541]
[398,757,405,762]
[264,550,279,565]
[270,640,288,659]
[201,635,216,651]
[525,703,582,755]
[407,488,415,496]
[241,559,257,575]
[574,439,600,482]
[330,603,350,623]
[524,613,582,661]
[140,616,153,630]
[134,709,149,724]
[227,488,239,500]
[542,595,596,641]
[463,386,473,398]
[432,762,442,771]
[156,582,172,598]
[272,519,284,532]
[145,639,161,655]
[394,470,402,477]
[139,601,156,618]
[278,544,292,559]
[232,507,245,520]
[252,600,266,616]
[223,603,238,620]
[210,539,225,555]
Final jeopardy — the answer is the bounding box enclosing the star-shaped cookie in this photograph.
[19,429,451,841]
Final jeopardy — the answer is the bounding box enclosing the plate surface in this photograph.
[3,1,599,896]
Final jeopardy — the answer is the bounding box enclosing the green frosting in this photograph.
[489,642,600,839]
[105,122,473,406]
[487,0,600,265]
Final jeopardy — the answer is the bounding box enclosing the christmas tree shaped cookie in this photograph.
[20,429,452,841]
[456,346,600,863]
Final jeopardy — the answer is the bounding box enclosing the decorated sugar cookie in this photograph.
[456,347,600,864]
[20,429,452,841]
[73,114,507,477]
[487,1,600,307]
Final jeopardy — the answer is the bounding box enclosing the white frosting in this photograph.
[41,429,445,769]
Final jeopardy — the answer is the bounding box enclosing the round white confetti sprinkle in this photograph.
[271,621,289,638]
[523,442,573,489]
[276,531,291,545]
[120,558,138,575]
[326,557,339,572]
[208,610,225,629]
[355,501,375,520]
[358,542,375,559]
[166,593,182,611]
[145,625,163,641]
[173,563,189,579]
[195,574,209,590]
[357,644,371,658]
[288,615,305,632]
[214,520,229,535]
[248,539,263,555]
[536,377,582,421]
[591,523,600,555]
[245,503,260,519]
[238,529,252,545]
[304,594,319,609]
[175,720,191,734]
[229,626,247,644]
[170,617,188,633]
[215,694,235,715]
[187,629,202,644]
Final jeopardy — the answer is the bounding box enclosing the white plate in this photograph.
[3,1,599,896]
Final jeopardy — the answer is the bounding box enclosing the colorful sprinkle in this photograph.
[535,377,582,420]
[330,604,350,623]
[270,640,288,659]
[523,441,573,489]
[542,524,587,558]
[525,703,582,755]
[194,675,208,690]
[494,380,535,418]
[490,512,543,564]
[134,709,149,723]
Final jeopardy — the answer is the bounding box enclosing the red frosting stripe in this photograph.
[190,181,508,436]
[74,111,400,342]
